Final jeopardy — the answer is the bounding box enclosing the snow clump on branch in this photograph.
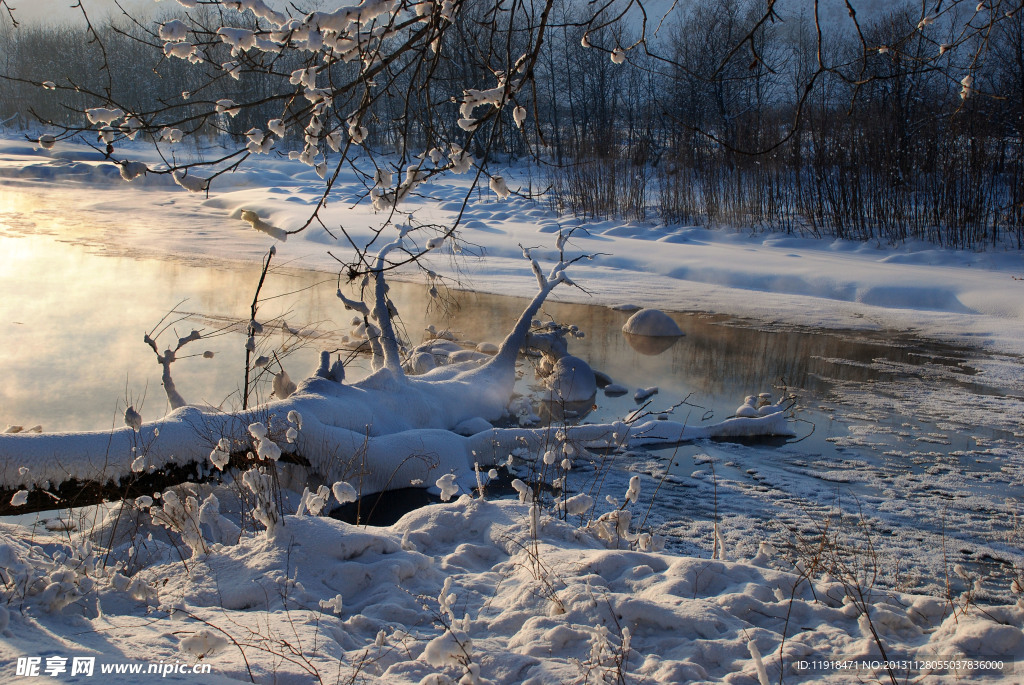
[159,20,189,42]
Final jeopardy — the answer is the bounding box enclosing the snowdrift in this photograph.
[0,495,1021,683]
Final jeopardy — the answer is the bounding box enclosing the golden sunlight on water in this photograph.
[0,192,535,431]
[0,186,985,436]
[0,201,362,431]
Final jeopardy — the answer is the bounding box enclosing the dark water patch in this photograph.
[329,487,442,526]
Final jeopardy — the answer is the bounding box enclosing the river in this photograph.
[1,191,1022,601]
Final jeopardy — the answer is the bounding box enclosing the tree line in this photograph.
[2,0,1022,249]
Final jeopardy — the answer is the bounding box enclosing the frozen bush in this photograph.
[242,466,280,537]
[150,489,208,556]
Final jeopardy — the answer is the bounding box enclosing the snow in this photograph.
[331,481,357,504]
[1,132,1023,682]
[544,355,597,403]
[621,308,684,337]
[435,473,459,501]
[6,493,1018,683]
[634,386,659,402]
[123,406,142,431]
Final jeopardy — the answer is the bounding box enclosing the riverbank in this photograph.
[1,135,1022,358]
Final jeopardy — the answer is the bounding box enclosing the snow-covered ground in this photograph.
[3,492,1022,684]
[1,134,1023,683]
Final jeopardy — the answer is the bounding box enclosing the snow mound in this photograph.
[476,342,499,355]
[622,309,684,337]
[453,417,493,436]
[545,355,597,403]
[603,383,629,397]
[1,496,1021,684]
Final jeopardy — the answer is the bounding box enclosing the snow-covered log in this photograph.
[0,255,563,493]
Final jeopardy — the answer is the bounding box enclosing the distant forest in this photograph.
[2,0,1023,249]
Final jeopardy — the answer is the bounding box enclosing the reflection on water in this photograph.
[0,234,318,429]
[0,221,996,434]
[622,331,682,355]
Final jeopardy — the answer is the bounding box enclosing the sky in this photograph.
[3,0,156,26]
